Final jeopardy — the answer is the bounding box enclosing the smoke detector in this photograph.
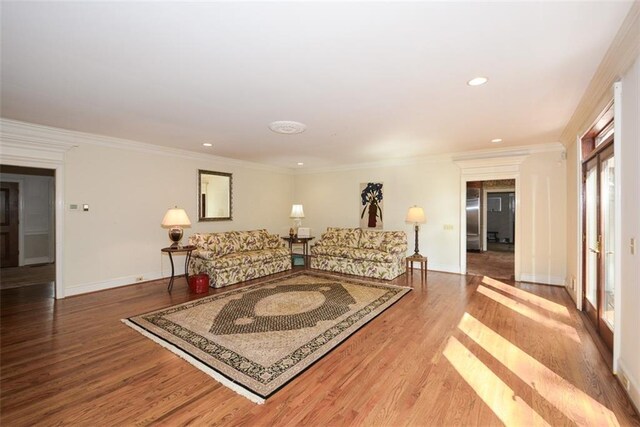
[269,121,307,134]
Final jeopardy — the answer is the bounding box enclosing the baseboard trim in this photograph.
[427,264,460,274]
[519,274,564,286]
[24,256,53,265]
[617,359,640,416]
[65,271,166,297]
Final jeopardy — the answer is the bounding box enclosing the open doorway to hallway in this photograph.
[0,165,55,296]
[466,180,515,280]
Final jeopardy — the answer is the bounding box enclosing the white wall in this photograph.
[618,57,640,409]
[294,148,567,284]
[565,140,580,303]
[294,159,462,273]
[63,141,294,295]
[518,150,567,285]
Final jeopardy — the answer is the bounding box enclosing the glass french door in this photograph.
[582,144,614,351]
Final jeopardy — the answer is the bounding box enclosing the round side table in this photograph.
[161,245,196,291]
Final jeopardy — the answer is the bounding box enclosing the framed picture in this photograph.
[360,182,383,229]
[297,227,310,238]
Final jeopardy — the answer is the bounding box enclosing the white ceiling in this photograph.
[0,1,633,169]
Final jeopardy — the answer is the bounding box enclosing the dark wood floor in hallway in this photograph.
[1,269,638,426]
[467,249,515,281]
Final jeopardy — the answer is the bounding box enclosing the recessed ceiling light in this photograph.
[297,162,304,166]
[202,143,213,147]
[269,121,307,135]
[491,138,503,143]
[467,77,488,86]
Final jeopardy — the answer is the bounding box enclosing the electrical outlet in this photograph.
[571,277,576,290]
[620,374,630,391]
[443,224,454,231]
[136,276,144,282]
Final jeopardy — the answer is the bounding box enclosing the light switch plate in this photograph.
[631,238,636,255]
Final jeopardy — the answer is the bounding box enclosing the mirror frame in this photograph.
[198,169,233,222]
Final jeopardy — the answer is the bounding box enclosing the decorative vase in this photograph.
[367,202,377,227]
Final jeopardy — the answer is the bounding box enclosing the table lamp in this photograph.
[162,207,191,248]
[405,205,426,256]
[290,204,305,235]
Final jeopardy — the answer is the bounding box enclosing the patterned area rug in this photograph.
[124,271,410,403]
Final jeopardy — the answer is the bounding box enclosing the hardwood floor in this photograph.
[1,269,638,426]
[0,263,55,290]
[467,250,515,280]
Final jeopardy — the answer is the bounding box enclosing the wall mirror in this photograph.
[198,170,232,221]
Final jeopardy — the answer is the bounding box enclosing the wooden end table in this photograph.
[406,254,428,284]
[161,245,196,292]
[281,236,314,267]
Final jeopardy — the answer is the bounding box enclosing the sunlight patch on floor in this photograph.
[481,276,570,318]
[458,312,620,427]
[476,285,581,343]
[443,336,551,427]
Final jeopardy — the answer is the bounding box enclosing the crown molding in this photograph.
[0,122,75,164]
[296,153,453,175]
[2,118,564,175]
[0,118,294,175]
[560,1,640,145]
[297,142,563,175]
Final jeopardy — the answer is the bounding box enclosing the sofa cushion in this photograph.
[359,230,386,249]
[211,248,290,269]
[311,245,393,263]
[190,230,285,257]
[336,228,361,248]
[382,231,408,253]
[265,233,284,249]
[317,227,341,246]
[316,227,361,248]
[192,250,217,260]
[190,231,240,257]
[238,229,269,252]
[218,231,242,256]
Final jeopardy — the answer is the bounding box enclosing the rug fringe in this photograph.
[121,319,266,405]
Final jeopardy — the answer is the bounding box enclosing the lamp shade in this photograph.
[405,206,426,224]
[161,207,191,227]
[290,204,305,219]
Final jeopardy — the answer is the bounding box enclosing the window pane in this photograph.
[585,165,598,307]
[601,155,615,328]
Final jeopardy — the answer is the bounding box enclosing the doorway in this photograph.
[581,106,615,352]
[0,165,55,293]
[1,181,20,267]
[466,180,516,280]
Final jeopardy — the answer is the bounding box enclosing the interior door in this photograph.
[582,144,614,351]
[0,182,20,267]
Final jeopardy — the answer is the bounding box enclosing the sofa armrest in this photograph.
[265,234,286,249]
[386,244,408,254]
[192,250,217,260]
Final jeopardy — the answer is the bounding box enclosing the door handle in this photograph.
[589,247,600,254]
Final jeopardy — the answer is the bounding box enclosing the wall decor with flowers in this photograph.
[360,182,383,229]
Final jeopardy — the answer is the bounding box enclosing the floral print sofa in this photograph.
[188,230,291,288]
[310,227,407,280]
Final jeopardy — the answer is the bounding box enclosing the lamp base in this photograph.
[413,224,421,256]
[169,227,183,248]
